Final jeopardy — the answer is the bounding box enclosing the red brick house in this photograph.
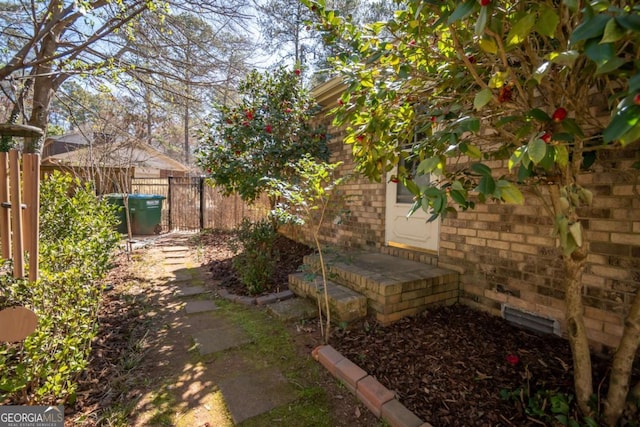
[286,77,639,352]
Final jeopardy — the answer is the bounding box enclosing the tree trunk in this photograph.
[603,290,640,426]
[184,98,190,165]
[549,183,595,418]
[563,245,594,417]
[25,25,59,154]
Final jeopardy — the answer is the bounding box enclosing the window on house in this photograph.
[396,125,431,204]
[396,155,430,204]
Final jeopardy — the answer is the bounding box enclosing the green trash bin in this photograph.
[104,193,165,235]
[127,194,166,235]
[104,193,128,234]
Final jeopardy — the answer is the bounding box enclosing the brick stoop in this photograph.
[313,345,432,427]
[288,272,367,322]
[298,252,459,325]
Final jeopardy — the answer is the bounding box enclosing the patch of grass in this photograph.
[241,386,332,427]
[214,299,338,426]
[96,398,141,427]
[147,386,176,426]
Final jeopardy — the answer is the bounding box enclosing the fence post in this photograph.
[0,152,10,260]
[9,150,24,278]
[23,153,40,282]
[199,177,204,230]
[168,176,173,231]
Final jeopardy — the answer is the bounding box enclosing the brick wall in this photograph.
[437,146,639,352]
[280,116,387,252]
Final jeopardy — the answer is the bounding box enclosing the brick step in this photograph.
[302,252,459,325]
[288,272,367,323]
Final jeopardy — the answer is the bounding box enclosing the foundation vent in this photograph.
[501,304,560,336]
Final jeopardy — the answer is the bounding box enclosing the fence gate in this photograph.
[131,177,269,233]
[167,176,203,231]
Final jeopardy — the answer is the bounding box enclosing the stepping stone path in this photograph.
[184,300,218,314]
[153,237,296,425]
[175,285,207,297]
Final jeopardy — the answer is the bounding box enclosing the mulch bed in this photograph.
[199,231,640,426]
[331,306,606,426]
[200,229,314,296]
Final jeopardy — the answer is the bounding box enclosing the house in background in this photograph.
[42,130,189,193]
[285,78,639,353]
[42,130,91,157]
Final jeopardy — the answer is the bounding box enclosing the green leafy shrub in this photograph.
[228,219,278,295]
[0,171,120,404]
[196,65,329,228]
[500,388,600,427]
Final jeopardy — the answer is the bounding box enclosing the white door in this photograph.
[385,160,440,254]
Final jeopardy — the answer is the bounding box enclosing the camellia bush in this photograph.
[195,65,329,222]
[196,65,330,291]
[305,0,639,425]
[0,171,120,404]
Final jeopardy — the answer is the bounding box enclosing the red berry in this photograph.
[498,85,512,103]
[467,55,476,64]
[506,354,519,366]
[338,99,344,106]
[245,110,254,120]
[541,132,552,144]
[431,116,437,123]
[634,93,640,105]
[390,176,399,183]
[294,69,301,76]
[552,107,567,122]
[408,39,416,46]
[480,0,490,5]
[356,134,365,142]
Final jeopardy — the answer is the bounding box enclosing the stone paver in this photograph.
[265,297,318,322]
[218,367,296,424]
[175,286,207,297]
[184,300,218,314]
[162,246,190,253]
[191,324,252,355]
[172,270,195,281]
[256,289,295,305]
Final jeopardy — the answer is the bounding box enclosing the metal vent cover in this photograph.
[501,304,560,336]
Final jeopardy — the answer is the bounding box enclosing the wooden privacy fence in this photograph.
[131,177,270,232]
[0,125,43,282]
